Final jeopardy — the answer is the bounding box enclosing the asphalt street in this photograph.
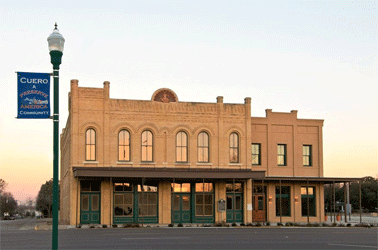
[1,220,377,249]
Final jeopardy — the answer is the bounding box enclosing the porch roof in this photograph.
[262,176,362,183]
[72,167,266,180]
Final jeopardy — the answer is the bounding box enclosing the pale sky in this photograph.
[0,0,377,203]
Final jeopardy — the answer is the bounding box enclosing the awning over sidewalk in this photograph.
[73,167,266,180]
[263,176,362,183]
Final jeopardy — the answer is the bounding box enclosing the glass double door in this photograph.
[80,192,100,224]
[226,193,243,223]
[172,193,191,223]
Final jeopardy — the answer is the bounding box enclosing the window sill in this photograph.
[175,162,190,166]
[117,161,133,165]
[83,161,98,164]
[197,163,212,166]
[140,162,156,165]
[229,163,242,166]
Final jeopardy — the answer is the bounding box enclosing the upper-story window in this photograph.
[85,128,96,161]
[176,131,188,162]
[198,131,209,163]
[118,130,130,161]
[141,130,153,162]
[229,132,239,163]
[303,145,312,166]
[252,143,261,165]
[277,144,287,166]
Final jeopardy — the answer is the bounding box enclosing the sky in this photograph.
[0,0,377,203]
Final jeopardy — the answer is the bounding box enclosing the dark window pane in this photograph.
[258,196,264,210]
[196,194,203,205]
[124,206,133,216]
[114,194,123,204]
[148,205,157,216]
[182,195,190,211]
[124,193,133,204]
[114,206,123,216]
[205,194,212,205]
[173,195,180,211]
[204,205,212,216]
[196,205,203,216]
[227,195,233,210]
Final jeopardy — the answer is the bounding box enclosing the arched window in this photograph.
[176,131,188,162]
[118,130,130,161]
[229,132,239,163]
[198,132,209,163]
[85,128,96,161]
[141,130,153,162]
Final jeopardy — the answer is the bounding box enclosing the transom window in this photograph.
[195,183,213,192]
[171,183,191,193]
[226,183,243,192]
[176,131,188,162]
[141,130,153,162]
[277,144,287,166]
[303,145,312,166]
[229,132,239,163]
[85,128,96,161]
[198,132,209,163]
[252,143,261,165]
[118,130,130,161]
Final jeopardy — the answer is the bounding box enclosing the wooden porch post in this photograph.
[279,179,282,224]
[307,179,310,224]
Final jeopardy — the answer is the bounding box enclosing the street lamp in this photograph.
[47,23,64,250]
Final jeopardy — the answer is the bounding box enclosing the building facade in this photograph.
[61,80,334,226]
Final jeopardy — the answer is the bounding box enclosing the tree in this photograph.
[0,179,18,217]
[324,176,378,212]
[36,179,59,218]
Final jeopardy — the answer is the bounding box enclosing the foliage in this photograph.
[0,179,18,217]
[36,179,59,218]
[324,176,378,212]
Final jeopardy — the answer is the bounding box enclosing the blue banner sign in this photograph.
[17,72,51,119]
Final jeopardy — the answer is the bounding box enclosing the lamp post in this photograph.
[47,23,65,250]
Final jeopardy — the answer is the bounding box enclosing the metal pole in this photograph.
[347,182,351,221]
[50,50,62,250]
[333,181,336,222]
[344,182,347,223]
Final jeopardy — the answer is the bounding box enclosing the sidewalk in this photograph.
[325,213,378,224]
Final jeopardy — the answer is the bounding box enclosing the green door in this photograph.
[172,194,191,223]
[226,193,243,223]
[80,193,100,224]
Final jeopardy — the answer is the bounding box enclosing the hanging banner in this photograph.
[17,72,51,119]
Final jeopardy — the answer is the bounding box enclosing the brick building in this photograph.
[60,80,356,226]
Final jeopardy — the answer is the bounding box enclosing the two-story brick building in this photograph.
[60,80,357,226]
